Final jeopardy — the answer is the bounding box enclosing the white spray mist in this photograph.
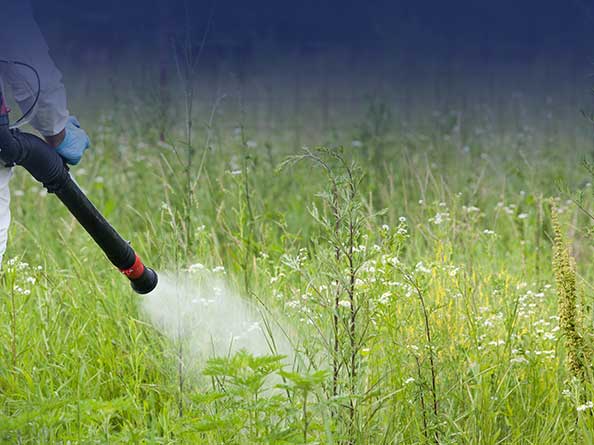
[141,270,293,365]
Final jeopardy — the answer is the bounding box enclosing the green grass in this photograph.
[1,67,594,443]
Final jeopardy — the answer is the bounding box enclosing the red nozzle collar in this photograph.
[120,254,146,280]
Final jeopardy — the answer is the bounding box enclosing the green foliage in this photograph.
[551,204,589,381]
[196,352,296,443]
[2,64,594,444]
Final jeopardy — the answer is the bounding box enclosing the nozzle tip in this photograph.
[130,267,158,294]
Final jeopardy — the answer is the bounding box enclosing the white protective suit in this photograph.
[0,1,69,263]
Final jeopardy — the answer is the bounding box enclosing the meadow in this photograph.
[1,48,594,443]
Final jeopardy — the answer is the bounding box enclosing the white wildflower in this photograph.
[577,401,594,412]
[431,212,450,225]
[188,263,205,272]
[449,267,460,277]
[286,300,300,309]
[379,291,392,304]
[415,262,431,274]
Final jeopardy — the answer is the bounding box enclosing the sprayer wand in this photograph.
[0,88,158,294]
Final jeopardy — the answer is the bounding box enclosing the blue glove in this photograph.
[55,116,90,165]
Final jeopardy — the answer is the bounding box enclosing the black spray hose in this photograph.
[0,94,158,294]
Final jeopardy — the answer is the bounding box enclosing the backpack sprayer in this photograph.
[0,60,158,294]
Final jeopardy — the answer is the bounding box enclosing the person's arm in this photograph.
[0,1,69,145]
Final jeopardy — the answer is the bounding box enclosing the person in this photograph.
[0,1,90,263]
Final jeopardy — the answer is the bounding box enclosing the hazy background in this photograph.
[26,0,594,149]
[34,0,592,53]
